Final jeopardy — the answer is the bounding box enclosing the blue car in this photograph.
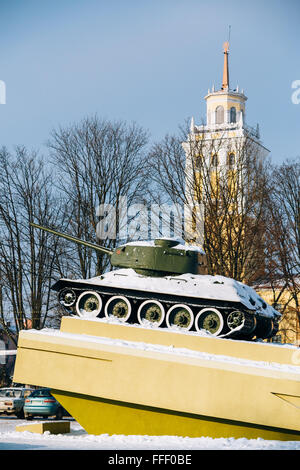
[24,388,66,420]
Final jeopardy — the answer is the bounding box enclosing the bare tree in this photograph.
[147,123,269,283]
[263,158,300,341]
[47,116,149,278]
[0,146,63,334]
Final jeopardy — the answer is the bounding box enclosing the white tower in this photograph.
[183,41,269,244]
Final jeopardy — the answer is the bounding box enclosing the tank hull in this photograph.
[54,269,280,340]
[13,316,300,440]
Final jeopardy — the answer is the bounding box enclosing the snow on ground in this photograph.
[0,418,299,450]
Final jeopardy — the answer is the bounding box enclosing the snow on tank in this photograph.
[31,223,281,340]
[59,268,279,319]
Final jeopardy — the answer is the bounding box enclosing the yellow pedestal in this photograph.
[16,421,70,435]
[13,317,300,440]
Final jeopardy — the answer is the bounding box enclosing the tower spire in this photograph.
[221,40,229,90]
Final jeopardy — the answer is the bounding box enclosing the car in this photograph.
[0,387,35,418]
[23,388,67,420]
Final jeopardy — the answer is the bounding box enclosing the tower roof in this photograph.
[204,41,247,100]
[221,41,229,90]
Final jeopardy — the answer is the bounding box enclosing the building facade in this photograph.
[182,42,299,343]
[0,326,17,386]
[255,280,300,345]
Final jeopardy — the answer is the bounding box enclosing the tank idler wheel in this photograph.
[255,317,274,339]
[166,304,194,330]
[76,291,102,317]
[59,288,77,308]
[195,308,224,335]
[137,300,165,326]
[104,296,132,321]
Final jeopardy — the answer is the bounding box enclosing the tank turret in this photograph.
[31,223,208,276]
[31,223,280,340]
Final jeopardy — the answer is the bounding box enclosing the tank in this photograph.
[31,223,281,340]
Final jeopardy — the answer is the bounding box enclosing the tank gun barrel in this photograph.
[30,223,114,256]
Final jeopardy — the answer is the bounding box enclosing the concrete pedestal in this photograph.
[13,317,300,440]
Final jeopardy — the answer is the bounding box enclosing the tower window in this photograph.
[230,107,236,123]
[215,106,224,124]
[194,154,203,169]
[227,153,235,167]
[211,154,218,166]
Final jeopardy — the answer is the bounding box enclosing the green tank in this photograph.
[31,223,281,340]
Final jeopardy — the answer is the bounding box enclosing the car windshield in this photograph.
[28,389,52,398]
[0,389,22,398]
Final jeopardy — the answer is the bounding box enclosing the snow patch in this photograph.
[0,420,299,450]
[23,328,300,375]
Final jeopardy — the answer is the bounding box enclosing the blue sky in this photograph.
[0,0,299,163]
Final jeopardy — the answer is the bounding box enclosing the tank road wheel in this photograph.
[76,291,102,318]
[104,296,132,321]
[226,310,257,338]
[166,304,194,330]
[137,300,165,326]
[195,308,224,335]
[226,310,246,330]
[58,288,76,308]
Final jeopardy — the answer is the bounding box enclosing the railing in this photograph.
[193,122,260,139]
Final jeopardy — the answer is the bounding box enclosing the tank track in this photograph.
[56,282,278,341]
